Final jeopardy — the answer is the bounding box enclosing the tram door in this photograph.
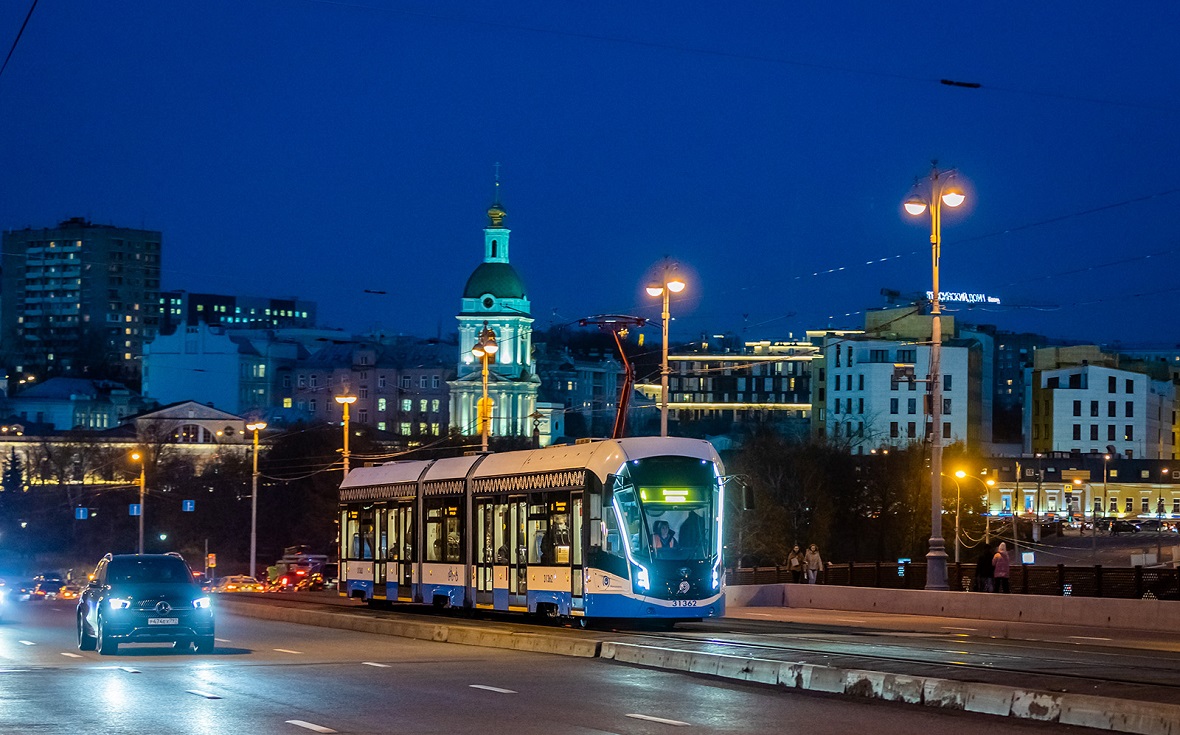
[508,495,528,607]
[475,499,495,605]
[389,502,414,600]
[571,493,584,607]
[374,507,388,593]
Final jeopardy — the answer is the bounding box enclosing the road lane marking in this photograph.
[285,721,336,733]
[626,714,689,726]
[60,652,83,658]
[215,638,231,643]
[362,662,390,667]
[187,690,222,699]
[18,641,35,646]
[469,684,516,694]
[836,618,866,623]
[1070,635,1112,641]
[746,612,773,617]
[941,626,977,631]
[274,648,304,654]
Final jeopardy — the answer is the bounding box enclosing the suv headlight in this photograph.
[193,597,212,609]
[108,598,132,610]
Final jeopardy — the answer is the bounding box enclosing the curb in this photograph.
[217,598,600,658]
[600,642,1180,735]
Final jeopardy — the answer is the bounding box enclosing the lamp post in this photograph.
[955,470,995,547]
[1158,468,1168,563]
[471,321,499,452]
[646,264,686,438]
[335,395,356,476]
[131,451,146,554]
[904,161,965,590]
[945,473,962,563]
[246,421,267,580]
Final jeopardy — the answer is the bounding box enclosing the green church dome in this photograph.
[463,262,527,301]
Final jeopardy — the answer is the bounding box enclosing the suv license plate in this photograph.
[148,617,179,625]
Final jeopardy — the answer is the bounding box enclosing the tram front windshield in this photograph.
[612,456,718,563]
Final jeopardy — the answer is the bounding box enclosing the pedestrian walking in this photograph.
[803,543,823,584]
[974,546,994,592]
[992,541,1011,593]
[786,545,804,584]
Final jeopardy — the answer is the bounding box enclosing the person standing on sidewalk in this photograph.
[992,541,1011,593]
[804,543,824,584]
[786,545,804,583]
[974,546,994,592]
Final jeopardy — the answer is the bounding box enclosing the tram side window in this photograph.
[527,503,549,564]
[359,518,375,560]
[346,513,361,559]
[425,500,462,563]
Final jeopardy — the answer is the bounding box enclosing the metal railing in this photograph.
[726,562,1180,600]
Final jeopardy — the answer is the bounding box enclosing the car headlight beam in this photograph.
[108,598,132,609]
[193,597,212,609]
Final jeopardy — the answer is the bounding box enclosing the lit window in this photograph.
[283,398,292,408]
[378,398,387,411]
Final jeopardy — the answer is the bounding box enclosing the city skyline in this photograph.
[1,3,1177,346]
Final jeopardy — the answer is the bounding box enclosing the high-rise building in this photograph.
[158,291,316,334]
[1,217,162,383]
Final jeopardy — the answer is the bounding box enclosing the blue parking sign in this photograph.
[75,507,89,520]
[182,499,195,512]
[129,503,141,516]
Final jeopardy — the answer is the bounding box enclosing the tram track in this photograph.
[633,625,1180,696]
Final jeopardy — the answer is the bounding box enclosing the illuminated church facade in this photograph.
[448,187,542,444]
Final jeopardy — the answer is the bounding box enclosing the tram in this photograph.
[338,436,727,624]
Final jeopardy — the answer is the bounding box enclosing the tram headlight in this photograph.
[635,565,650,591]
[712,568,720,590]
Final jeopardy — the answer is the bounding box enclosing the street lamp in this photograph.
[954,470,996,550]
[131,451,146,554]
[646,264,686,438]
[246,421,267,580]
[904,161,966,590]
[471,321,499,452]
[335,395,357,476]
[1158,468,1168,563]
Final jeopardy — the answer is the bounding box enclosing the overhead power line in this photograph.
[0,0,37,83]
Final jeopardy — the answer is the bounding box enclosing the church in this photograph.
[448,183,544,444]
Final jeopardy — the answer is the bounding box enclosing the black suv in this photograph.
[77,553,215,655]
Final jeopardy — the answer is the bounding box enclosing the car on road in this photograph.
[294,572,325,592]
[33,576,66,600]
[213,575,263,593]
[1109,519,1141,535]
[11,579,39,601]
[77,553,215,655]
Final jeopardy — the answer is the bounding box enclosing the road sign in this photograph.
[182,499,195,512]
[75,507,89,520]
[207,553,217,568]
[129,503,141,516]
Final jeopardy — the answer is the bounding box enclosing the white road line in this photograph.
[18,640,35,646]
[626,714,690,727]
[746,612,773,617]
[60,652,83,658]
[0,669,30,673]
[120,667,141,674]
[362,662,390,667]
[274,648,304,654]
[836,618,866,623]
[285,721,336,733]
[941,626,978,631]
[1070,635,1112,641]
[187,689,222,699]
[215,637,231,643]
[469,684,516,694]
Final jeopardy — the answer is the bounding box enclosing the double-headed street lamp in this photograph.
[246,421,267,580]
[646,264,686,438]
[471,321,499,452]
[131,451,146,554]
[335,395,356,476]
[955,470,996,549]
[904,161,966,590]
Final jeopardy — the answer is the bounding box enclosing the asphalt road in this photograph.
[0,598,1103,735]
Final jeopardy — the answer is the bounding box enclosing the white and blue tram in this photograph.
[338,436,726,623]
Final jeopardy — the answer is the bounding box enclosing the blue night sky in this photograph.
[1,2,1177,346]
